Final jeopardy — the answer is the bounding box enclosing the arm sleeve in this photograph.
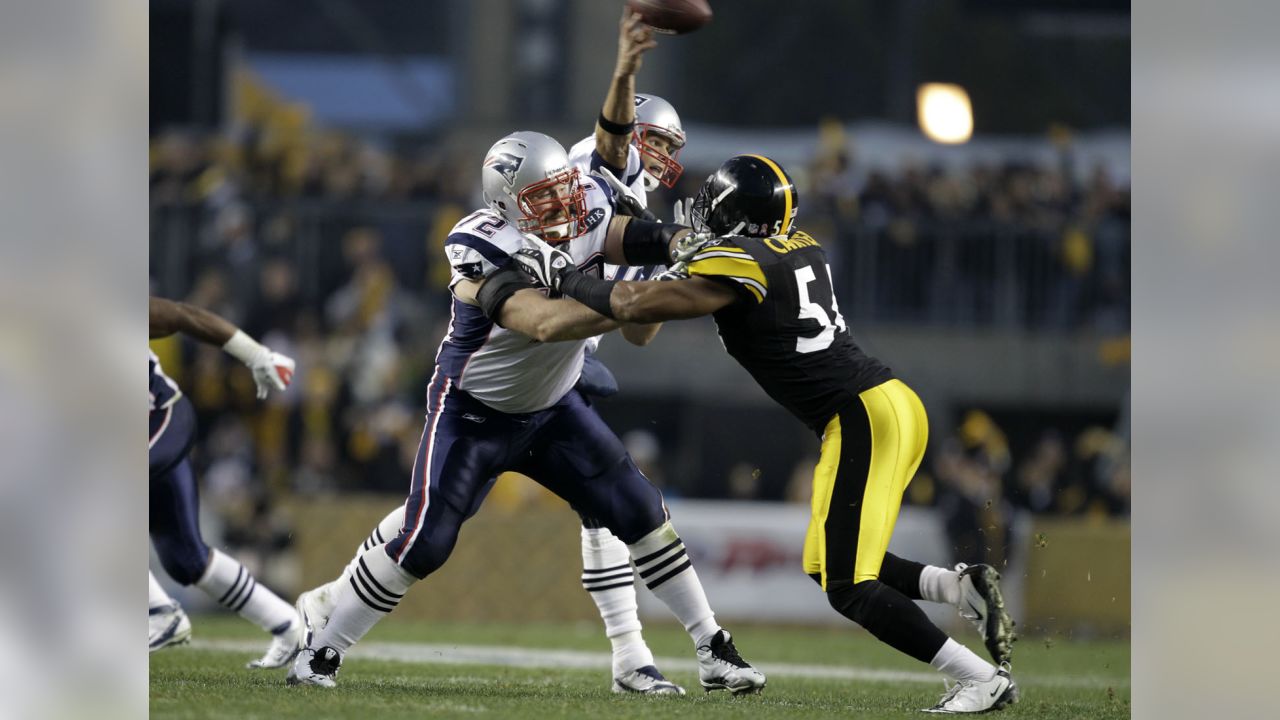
[685,243,769,304]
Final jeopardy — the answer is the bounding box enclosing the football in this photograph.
[625,0,713,35]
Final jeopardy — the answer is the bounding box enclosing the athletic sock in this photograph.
[149,570,174,609]
[581,526,653,675]
[195,549,297,634]
[627,522,719,647]
[930,637,998,683]
[313,546,415,653]
[919,565,962,606]
[335,505,407,592]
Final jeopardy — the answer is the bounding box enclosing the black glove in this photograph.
[512,246,575,291]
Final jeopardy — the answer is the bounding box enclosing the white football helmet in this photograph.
[633,94,686,191]
[481,131,588,243]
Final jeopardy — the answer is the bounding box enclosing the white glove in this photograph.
[653,265,690,281]
[222,330,296,399]
[671,230,715,264]
[672,196,695,226]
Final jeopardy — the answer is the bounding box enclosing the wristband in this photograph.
[476,267,535,326]
[622,219,684,266]
[560,271,619,320]
[222,329,268,365]
[598,112,635,136]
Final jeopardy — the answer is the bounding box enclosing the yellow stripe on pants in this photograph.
[802,379,929,588]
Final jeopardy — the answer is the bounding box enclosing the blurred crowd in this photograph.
[149,89,1130,556]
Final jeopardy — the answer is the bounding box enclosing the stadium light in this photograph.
[917,83,973,144]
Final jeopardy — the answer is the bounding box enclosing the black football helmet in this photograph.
[690,154,798,237]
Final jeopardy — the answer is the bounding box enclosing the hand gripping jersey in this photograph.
[684,230,894,433]
[441,176,625,413]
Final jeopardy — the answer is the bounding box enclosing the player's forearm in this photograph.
[148,297,237,344]
[609,282,701,324]
[498,289,621,342]
[594,71,636,170]
[536,302,623,342]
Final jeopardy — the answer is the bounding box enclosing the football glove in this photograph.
[671,230,715,264]
[513,245,575,291]
[672,196,694,227]
[222,330,296,399]
[653,265,690,281]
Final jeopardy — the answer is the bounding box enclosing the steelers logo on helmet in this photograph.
[692,155,798,238]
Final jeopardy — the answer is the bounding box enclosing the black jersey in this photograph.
[684,230,893,433]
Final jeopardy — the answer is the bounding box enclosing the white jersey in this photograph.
[567,135,647,210]
[439,176,623,414]
[567,135,656,353]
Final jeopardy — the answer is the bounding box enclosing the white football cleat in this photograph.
[612,665,686,695]
[923,665,1019,714]
[285,646,342,688]
[246,613,305,669]
[295,581,337,638]
[955,563,1016,665]
[697,629,766,694]
[148,602,192,652]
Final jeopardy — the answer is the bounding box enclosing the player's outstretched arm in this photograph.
[149,296,295,399]
[602,215,694,267]
[509,242,736,324]
[607,276,738,324]
[458,275,622,343]
[149,296,238,343]
[595,11,657,170]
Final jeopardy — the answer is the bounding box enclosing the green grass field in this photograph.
[150,616,1129,719]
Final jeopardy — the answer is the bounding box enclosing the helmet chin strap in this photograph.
[641,171,660,193]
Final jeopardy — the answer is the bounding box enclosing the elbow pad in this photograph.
[476,267,535,326]
[622,220,684,266]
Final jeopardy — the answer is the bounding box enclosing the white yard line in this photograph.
[191,638,1127,689]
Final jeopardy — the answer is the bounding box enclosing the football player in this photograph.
[293,14,695,696]
[561,10,691,694]
[148,297,304,668]
[286,131,765,696]
[504,155,1020,714]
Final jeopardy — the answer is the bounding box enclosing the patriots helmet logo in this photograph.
[484,152,524,186]
[634,95,649,108]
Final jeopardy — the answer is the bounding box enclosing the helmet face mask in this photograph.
[634,125,685,190]
[632,94,686,191]
[515,168,587,243]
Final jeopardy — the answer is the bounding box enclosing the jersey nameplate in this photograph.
[763,231,819,255]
